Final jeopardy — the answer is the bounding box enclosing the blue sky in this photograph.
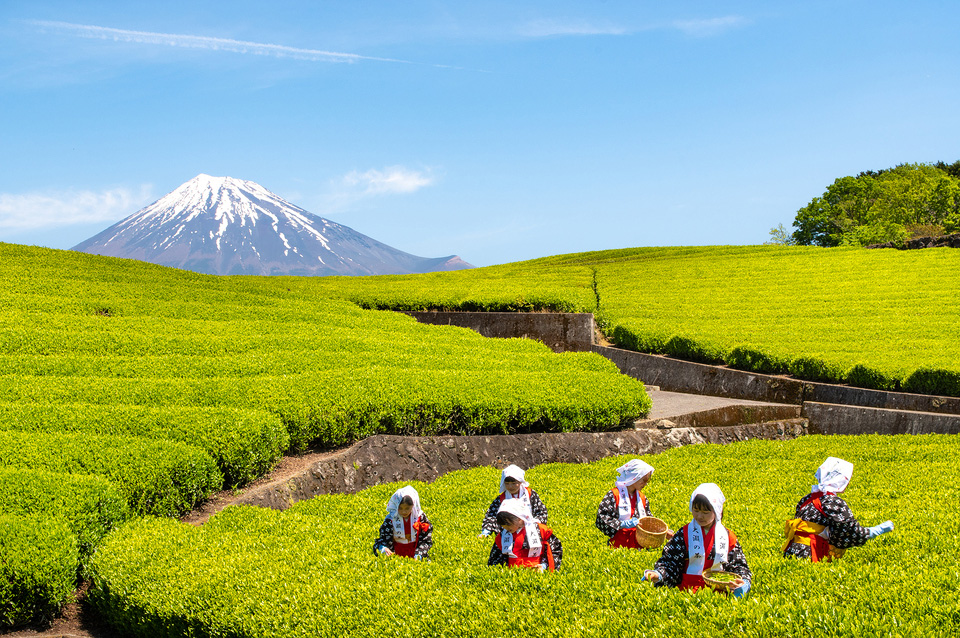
[2,1,958,266]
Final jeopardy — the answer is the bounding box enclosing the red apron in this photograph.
[496,525,557,571]
[393,516,427,558]
[609,489,648,549]
[677,524,739,592]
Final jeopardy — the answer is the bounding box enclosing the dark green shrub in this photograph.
[846,364,898,391]
[788,356,846,384]
[903,367,960,397]
[725,346,786,375]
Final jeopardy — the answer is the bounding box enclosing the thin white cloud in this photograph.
[340,167,434,196]
[319,166,436,215]
[0,185,154,230]
[672,16,747,38]
[518,20,629,38]
[30,20,414,65]
[517,15,747,39]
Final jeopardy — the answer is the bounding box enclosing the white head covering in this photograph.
[689,482,726,521]
[813,457,854,494]
[686,483,730,572]
[497,498,542,558]
[615,459,654,488]
[614,459,654,521]
[386,485,422,544]
[499,464,528,493]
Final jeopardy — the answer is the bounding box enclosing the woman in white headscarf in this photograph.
[644,483,751,596]
[373,485,433,560]
[596,459,674,549]
[479,464,549,537]
[783,457,893,562]
[487,499,563,572]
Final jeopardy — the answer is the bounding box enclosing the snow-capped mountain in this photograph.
[72,174,473,276]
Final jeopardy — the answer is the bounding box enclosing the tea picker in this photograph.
[783,457,894,562]
[596,459,675,549]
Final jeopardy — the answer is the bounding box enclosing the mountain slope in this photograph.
[72,174,472,276]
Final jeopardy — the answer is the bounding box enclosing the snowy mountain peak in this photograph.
[73,175,473,277]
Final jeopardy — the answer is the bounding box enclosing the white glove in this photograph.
[479,529,492,537]
[867,520,894,539]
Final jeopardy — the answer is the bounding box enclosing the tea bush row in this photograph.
[0,513,78,630]
[0,368,652,452]
[0,431,221,516]
[88,435,960,637]
[0,403,288,487]
[589,246,960,395]
[0,467,128,566]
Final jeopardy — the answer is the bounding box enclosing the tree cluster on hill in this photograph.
[769,162,960,247]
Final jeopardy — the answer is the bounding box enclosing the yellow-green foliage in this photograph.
[0,431,221,517]
[0,404,288,488]
[0,514,78,629]
[0,468,128,564]
[0,243,651,453]
[278,244,960,396]
[89,435,960,637]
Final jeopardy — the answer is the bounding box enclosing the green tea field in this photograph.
[281,245,960,396]
[90,435,960,638]
[0,243,649,628]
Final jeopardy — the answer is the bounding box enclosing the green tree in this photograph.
[791,162,960,246]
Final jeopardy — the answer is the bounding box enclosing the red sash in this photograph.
[609,489,648,549]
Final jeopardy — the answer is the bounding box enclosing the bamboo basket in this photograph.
[635,516,668,548]
[703,570,741,589]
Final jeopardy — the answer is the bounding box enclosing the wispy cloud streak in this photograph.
[31,20,415,65]
[518,14,746,39]
[672,16,747,38]
[0,185,154,230]
[518,20,629,38]
[319,166,436,215]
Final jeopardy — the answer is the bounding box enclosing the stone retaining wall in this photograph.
[803,402,960,435]
[405,311,596,352]
[237,419,807,510]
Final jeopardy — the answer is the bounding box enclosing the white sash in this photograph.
[616,487,643,521]
[500,488,535,556]
[501,524,542,558]
[504,487,533,516]
[392,514,416,545]
[685,521,729,575]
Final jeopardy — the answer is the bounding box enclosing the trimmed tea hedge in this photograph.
[0,514,78,629]
[0,431,221,516]
[0,403,288,487]
[0,467,128,565]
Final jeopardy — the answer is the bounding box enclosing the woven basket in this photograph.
[634,516,667,548]
[702,570,740,589]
